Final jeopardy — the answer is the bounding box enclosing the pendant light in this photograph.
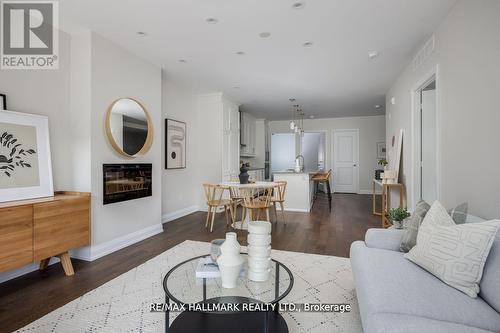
[289,99,296,130]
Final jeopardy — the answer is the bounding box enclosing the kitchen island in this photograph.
[273,170,320,212]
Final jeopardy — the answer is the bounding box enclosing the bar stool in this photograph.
[202,183,233,232]
[311,170,332,211]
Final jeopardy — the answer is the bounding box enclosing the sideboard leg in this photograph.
[39,258,50,271]
[57,252,75,276]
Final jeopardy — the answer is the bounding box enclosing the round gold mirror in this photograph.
[105,98,153,157]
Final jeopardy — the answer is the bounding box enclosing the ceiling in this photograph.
[60,0,456,120]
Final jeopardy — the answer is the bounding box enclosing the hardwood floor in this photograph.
[0,193,380,332]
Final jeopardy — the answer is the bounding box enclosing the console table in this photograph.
[0,191,90,276]
[372,179,405,228]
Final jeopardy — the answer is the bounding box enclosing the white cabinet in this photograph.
[240,112,256,157]
[222,99,240,182]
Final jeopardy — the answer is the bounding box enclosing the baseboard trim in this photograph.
[162,205,199,223]
[88,223,164,261]
[0,257,60,284]
[284,208,310,213]
[358,190,382,195]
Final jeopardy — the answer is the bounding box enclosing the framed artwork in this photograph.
[0,94,6,110]
[377,142,386,159]
[165,118,186,169]
[0,110,53,202]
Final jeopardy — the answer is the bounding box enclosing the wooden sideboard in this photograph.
[0,191,90,276]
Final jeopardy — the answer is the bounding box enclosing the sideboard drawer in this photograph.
[0,206,33,272]
[33,197,90,260]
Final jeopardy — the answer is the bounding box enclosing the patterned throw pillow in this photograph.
[405,201,500,297]
[449,202,468,224]
[400,200,431,252]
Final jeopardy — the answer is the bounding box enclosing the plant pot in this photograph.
[392,220,404,229]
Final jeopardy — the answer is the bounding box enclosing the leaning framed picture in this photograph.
[0,94,6,110]
[165,118,186,169]
[0,110,54,202]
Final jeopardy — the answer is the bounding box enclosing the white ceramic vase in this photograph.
[217,232,243,289]
[247,221,272,282]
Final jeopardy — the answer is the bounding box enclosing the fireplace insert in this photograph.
[103,164,152,205]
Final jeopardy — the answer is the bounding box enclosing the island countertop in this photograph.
[273,169,322,175]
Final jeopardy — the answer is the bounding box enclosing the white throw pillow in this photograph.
[405,201,500,297]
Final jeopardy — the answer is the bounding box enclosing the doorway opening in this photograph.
[413,74,439,207]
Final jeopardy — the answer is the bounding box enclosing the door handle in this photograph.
[353,164,357,167]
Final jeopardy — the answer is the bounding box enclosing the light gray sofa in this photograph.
[350,220,500,333]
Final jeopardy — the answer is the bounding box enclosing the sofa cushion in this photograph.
[365,228,405,251]
[368,313,495,333]
[400,199,430,252]
[350,241,500,332]
[480,228,500,313]
[405,201,500,297]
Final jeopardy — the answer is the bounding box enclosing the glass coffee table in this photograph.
[163,253,294,333]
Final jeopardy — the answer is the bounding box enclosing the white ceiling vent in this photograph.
[412,35,435,71]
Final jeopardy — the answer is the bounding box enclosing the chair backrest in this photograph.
[237,186,273,208]
[203,183,225,204]
[273,181,287,202]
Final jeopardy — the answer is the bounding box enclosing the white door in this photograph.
[333,130,359,193]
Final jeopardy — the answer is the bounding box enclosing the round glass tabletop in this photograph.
[163,254,293,306]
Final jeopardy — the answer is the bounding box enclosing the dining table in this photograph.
[219,181,278,230]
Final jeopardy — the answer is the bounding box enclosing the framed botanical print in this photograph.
[165,119,186,169]
[0,110,54,202]
[377,142,386,159]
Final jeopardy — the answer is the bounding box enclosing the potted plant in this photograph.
[378,158,388,170]
[388,207,410,229]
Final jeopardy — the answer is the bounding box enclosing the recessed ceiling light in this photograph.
[292,2,305,9]
[235,51,246,55]
[368,51,379,59]
[374,104,382,109]
[259,32,271,38]
[302,41,313,47]
[309,115,315,119]
[136,31,147,36]
[178,59,187,63]
[206,18,218,24]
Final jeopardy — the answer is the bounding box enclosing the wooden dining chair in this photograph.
[239,186,273,222]
[228,186,245,224]
[270,181,287,224]
[202,183,233,232]
[311,170,332,211]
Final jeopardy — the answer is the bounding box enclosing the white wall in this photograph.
[69,31,92,192]
[386,0,500,219]
[90,32,162,246]
[0,29,74,190]
[161,77,200,221]
[269,115,386,193]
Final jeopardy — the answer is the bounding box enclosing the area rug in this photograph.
[17,240,362,333]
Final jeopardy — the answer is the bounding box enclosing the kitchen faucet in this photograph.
[295,154,305,172]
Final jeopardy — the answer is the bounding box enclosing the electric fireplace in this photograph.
[103,164,152,205]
